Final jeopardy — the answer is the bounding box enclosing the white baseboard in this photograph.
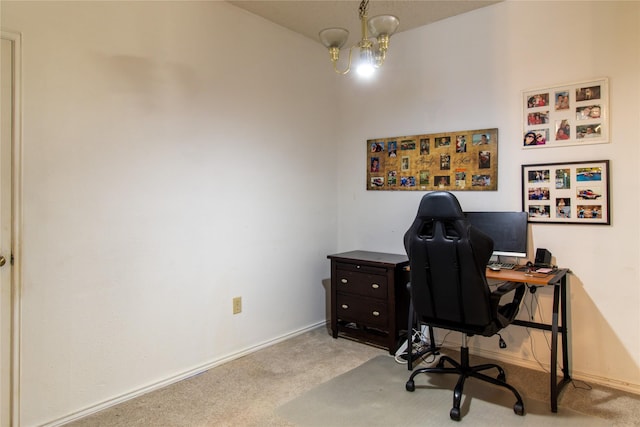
[43,321,325,427]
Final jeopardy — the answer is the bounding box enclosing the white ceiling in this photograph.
[228,1,500,47]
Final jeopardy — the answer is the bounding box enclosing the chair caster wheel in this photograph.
[450,407,461,421]
[405,380,415,392]
[497,373,506,382]
[513,401,525,416]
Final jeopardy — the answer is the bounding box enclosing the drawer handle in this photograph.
[371,283,380,289]
[341,278,348,284]
[341,304,349,309]
[372,311,380,316]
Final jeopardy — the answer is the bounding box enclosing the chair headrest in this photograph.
[415,191,465,220]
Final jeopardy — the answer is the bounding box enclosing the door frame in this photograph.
[1,29,23,427]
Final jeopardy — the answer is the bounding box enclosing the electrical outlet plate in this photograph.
[233,297,242,314]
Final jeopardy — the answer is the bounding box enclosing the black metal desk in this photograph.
[486,267,571,412]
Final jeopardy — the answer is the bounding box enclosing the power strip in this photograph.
[395,332,438,363]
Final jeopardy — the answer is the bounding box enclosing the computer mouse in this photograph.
[489,264,501,271]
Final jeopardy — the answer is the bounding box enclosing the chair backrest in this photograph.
[404,191,495,334]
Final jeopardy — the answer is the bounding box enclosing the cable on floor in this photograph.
[394,327,442,365]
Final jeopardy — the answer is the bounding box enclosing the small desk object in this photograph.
[327,250,409,355]
[485,267,571,412]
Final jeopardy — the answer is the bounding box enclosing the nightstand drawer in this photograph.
[334,268,388,298]
[335,261,387,275]
[336,293,388,327]
[328,250,409,354]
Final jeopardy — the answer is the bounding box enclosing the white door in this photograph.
[0,31,20,427]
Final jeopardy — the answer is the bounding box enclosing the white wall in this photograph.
[335,1,640,391]
[2,1,339,425]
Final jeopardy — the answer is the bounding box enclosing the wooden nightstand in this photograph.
[327,250,410,354]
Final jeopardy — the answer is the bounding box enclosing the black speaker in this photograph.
[535,248,552,267]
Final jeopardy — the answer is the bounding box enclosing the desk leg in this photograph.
[550,276,571,412]
[560,277,571,383]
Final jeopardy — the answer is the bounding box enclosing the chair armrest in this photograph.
[492,281,524,297]
[491,281,526,327]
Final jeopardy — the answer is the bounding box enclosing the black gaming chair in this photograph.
[403,191,526,421]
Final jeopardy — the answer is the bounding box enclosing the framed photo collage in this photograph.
[522,160,610,225]
[366,128,498,191]
[523,78,609,148]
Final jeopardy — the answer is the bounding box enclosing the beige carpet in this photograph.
[66,327,640,426]
[277,355,609,426]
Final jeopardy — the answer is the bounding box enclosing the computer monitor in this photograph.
[465,211,528,259]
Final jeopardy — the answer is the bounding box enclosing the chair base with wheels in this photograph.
[405,335,525,421]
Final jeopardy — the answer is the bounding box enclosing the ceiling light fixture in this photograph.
[319,0,399,76]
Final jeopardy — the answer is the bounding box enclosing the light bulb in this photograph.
[356,62,375,77]
[356,46,375,77]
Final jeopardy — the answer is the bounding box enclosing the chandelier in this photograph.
[318,0,399,76]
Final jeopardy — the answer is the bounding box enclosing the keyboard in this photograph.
[487,263,516,270]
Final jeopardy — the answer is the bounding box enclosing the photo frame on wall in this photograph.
[522,78,609,148]
[366,128,498,191]
[522,160,610,225]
